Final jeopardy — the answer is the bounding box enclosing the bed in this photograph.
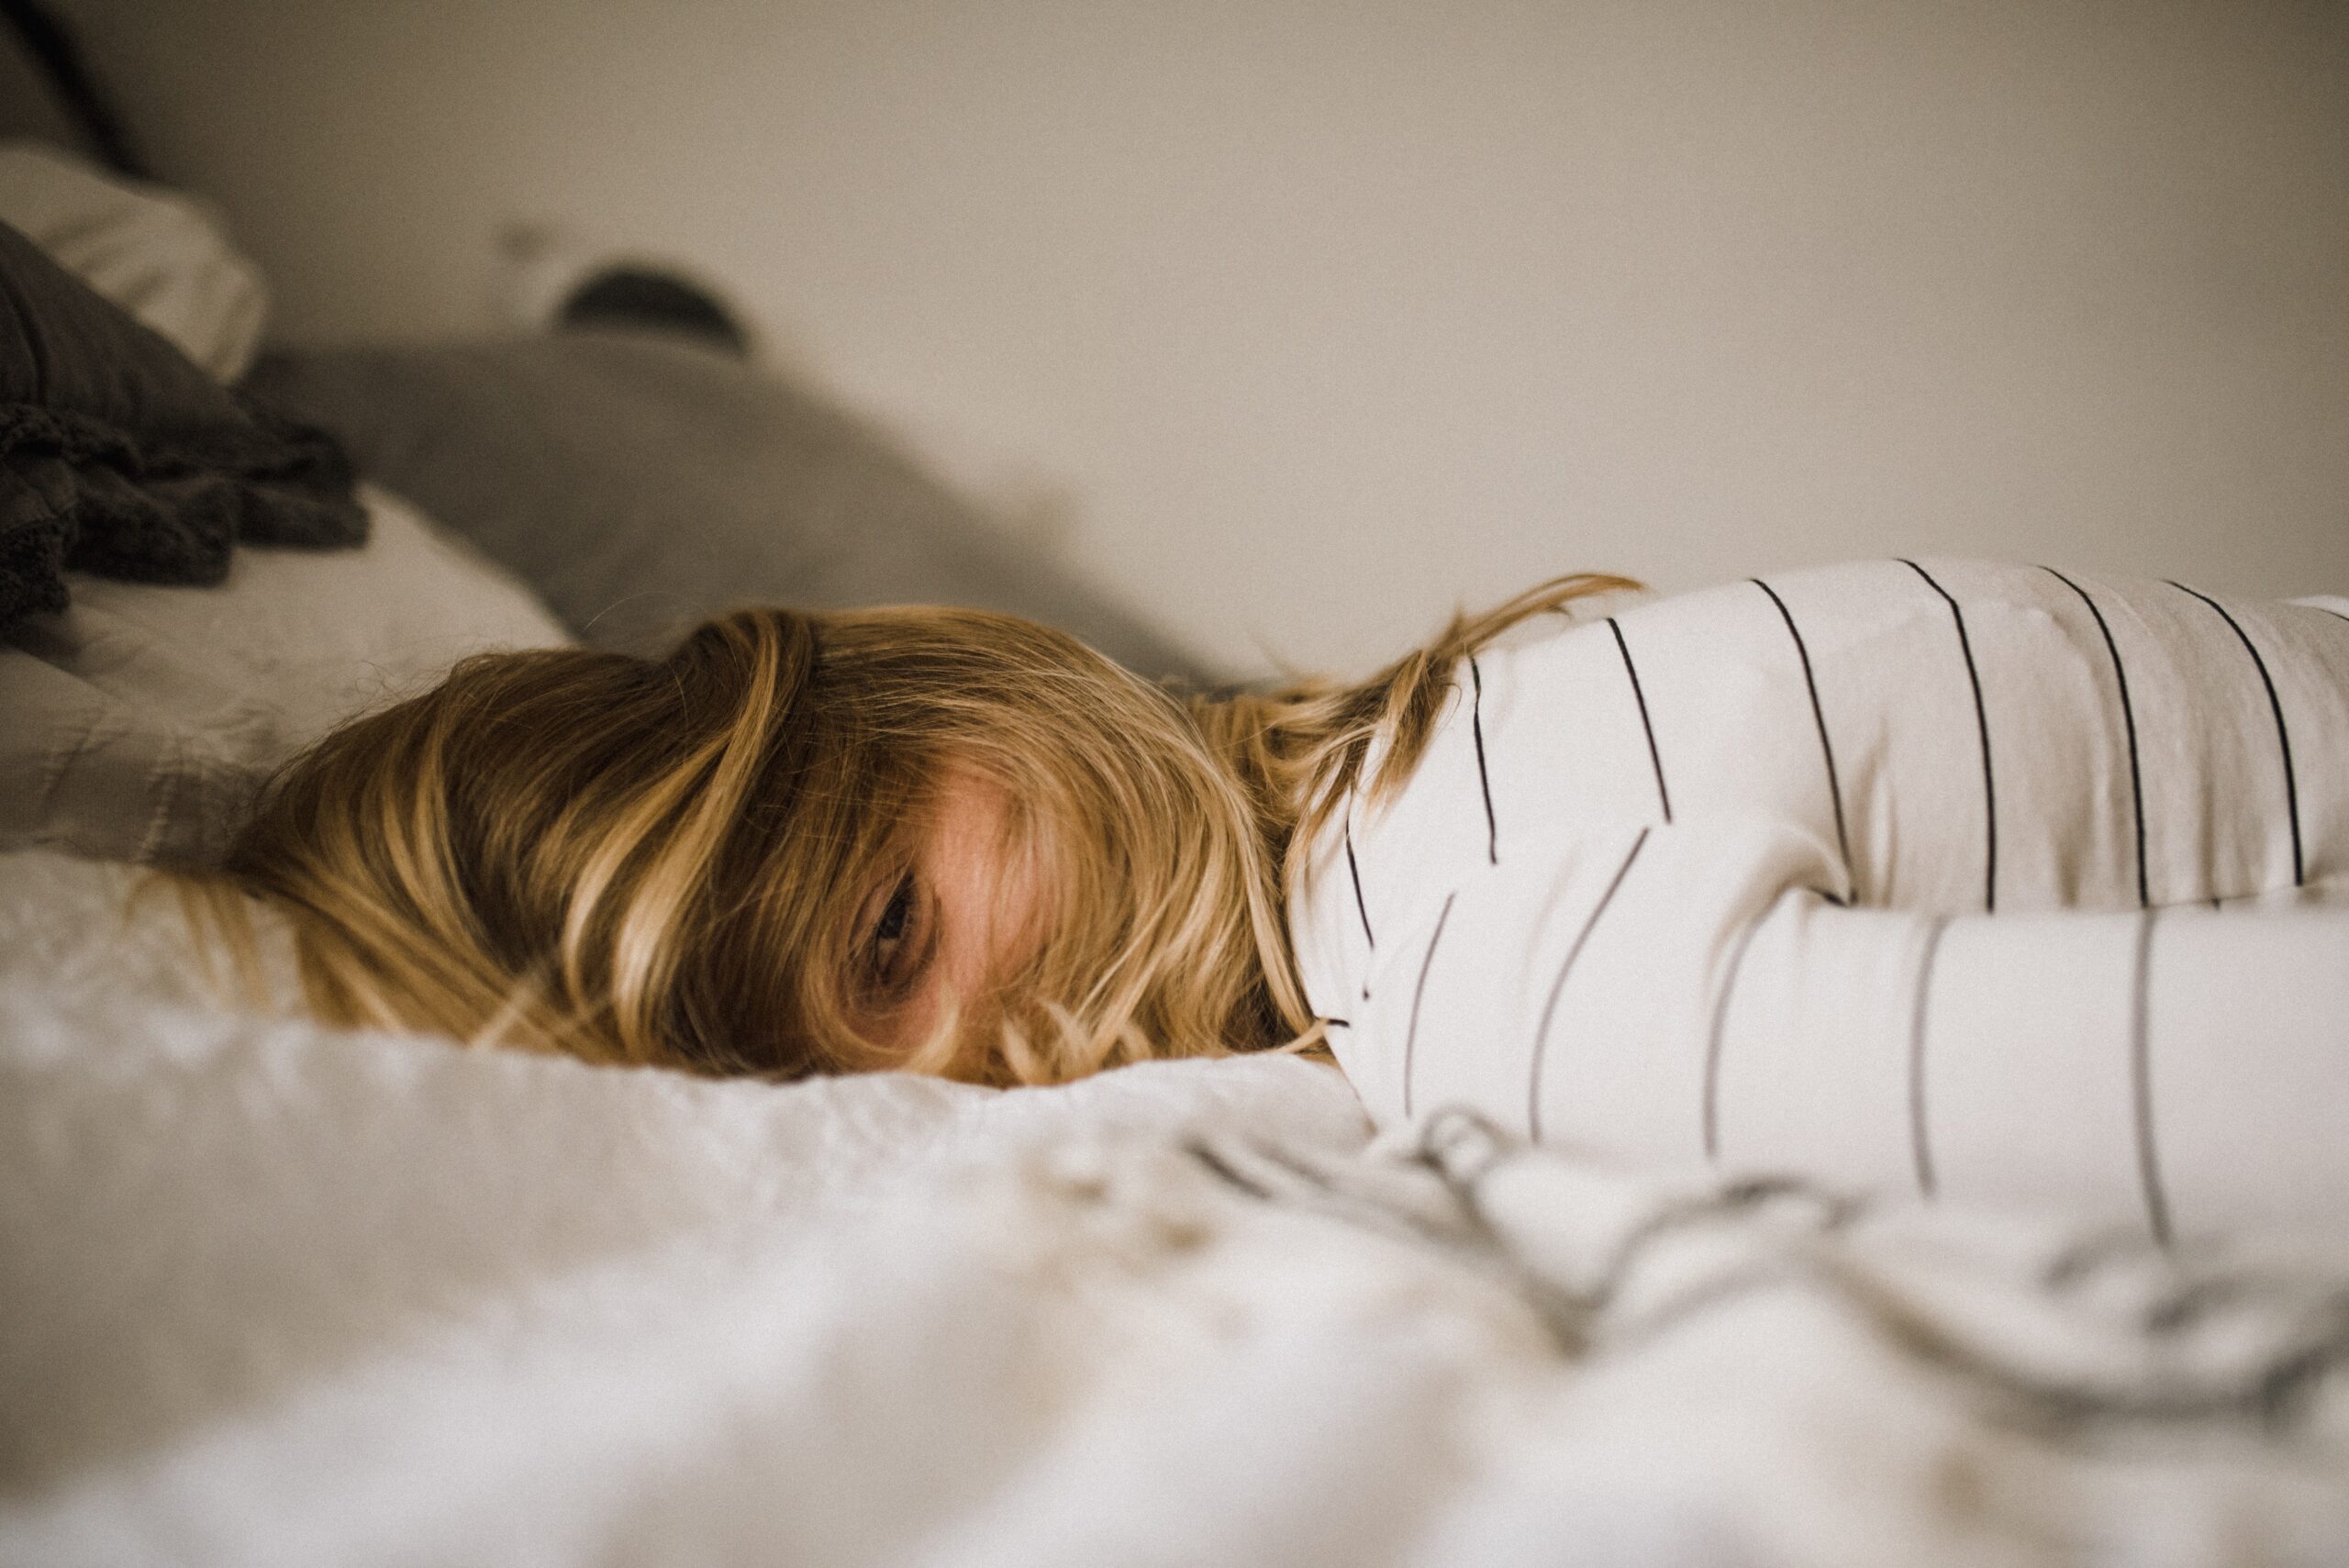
[4,42,2347,1568]
[6,845,2347,1568]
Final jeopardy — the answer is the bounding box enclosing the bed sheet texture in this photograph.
[3,851,2344,1568]
[0,484,567,863]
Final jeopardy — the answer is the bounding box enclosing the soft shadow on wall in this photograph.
[53,0,2349,679]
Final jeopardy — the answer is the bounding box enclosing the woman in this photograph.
[210,562,2349,1229]
[206,573,1629,1084]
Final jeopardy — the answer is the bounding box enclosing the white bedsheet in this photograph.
[3,851,2344,1567]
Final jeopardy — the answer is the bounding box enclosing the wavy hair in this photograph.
[199,573,1637,1085]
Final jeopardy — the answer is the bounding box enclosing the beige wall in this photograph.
[61,0,2349,675]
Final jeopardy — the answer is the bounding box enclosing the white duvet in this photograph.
[3,851,2345,1568]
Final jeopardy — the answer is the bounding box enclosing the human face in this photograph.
[844,765,1048,1065]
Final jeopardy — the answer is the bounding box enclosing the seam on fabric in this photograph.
[1344,819,1375,952]
[1468,656,1497,865]
[2131,907,2173,1246]
[1908,916,1952,1199]
[1701,906,1768,1163]
[2043,568,2149,908]
[1527,828,1650,1141]
[1900,560,1998,912]
[1609,617,1672,824]
[1752,579,1854,896]
[1400,891,1458,1120]
[2167,581,2304,888]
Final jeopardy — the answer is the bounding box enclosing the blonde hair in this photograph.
[204,573,1636,1085]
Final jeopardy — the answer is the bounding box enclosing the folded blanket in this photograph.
[0,219,362,628]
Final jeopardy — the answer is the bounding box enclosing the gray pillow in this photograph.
[246,330,1208,683]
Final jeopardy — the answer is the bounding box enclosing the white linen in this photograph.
[0,484,570,864]
[1290,561,2349,1237]
[4,850,2346,1567]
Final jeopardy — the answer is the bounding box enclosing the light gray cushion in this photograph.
[247,330,1208,683]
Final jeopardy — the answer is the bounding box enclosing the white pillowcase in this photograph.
[0,139,269,383]
[0,484,571,865]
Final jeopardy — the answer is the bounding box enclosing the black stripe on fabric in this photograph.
[1899,560,1998,912]
[1469,657,1497,865]
[2167,582,2304,888]
[1527,828,1650,1141]
[2043,568,2149,908]
[1701,906,1768,1163]
[1908,916,1952,1201]
[1321,1017,1353,1030]
[1608,617,1673,823]
[1344,822,1375,952]
[1185,1140,1275,1202]
[1399,891,1457,1120]
[2131,909,2174,1246]
[1751,580,1853,889]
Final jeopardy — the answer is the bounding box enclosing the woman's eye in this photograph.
[867,873,920,989]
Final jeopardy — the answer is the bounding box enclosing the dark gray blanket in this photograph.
[0,219,365,628]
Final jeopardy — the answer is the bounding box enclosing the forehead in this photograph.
[923,764,1019,849]
[920,765,1052,964]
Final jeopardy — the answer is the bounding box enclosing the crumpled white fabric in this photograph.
[0,485,569,865]
[2,851,2343,1568]
[0,140,268,383]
